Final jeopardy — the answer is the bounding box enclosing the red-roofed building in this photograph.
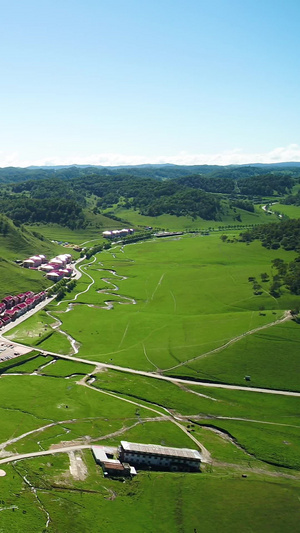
[25,298,35,310]
[2,296,14,309]
[5,309,16,321]
[13,303,27,317]
[24,291,34,299]
[46,271,64,282]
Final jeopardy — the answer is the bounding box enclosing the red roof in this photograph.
[6,310,16,316]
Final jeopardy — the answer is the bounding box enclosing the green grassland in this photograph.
[24,214,121,244]
[198,419,300,469]
[6,311,74,354]
[1,230,300,531]
[14,234,298,390]
[24,200,272,246]
[0,218,68,299]
[40,358,93,377]
[183,320,300,391]
[114,202,270,230]
[0,453,299,533]
[0,352,94,377]
[270,203,300,219]
[0,374,158,453]
[0,218,62,262]
[93,369,300,424]
[92,368,300,469]
[0,259,53,301]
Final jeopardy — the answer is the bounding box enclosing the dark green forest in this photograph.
[0,164,298,228]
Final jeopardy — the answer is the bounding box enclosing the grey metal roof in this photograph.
[120,441,201,461]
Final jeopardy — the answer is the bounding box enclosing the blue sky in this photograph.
[0,0,300,166]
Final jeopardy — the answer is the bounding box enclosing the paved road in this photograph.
[1,337,299,398]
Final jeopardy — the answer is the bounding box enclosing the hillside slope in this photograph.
[0,214,65,298]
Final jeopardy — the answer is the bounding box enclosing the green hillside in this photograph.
[0,214,66,298]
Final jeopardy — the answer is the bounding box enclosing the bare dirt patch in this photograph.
[68,450,88,481]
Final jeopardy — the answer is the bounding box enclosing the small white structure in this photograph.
[40,264,54,272]
[23,259,35,268]
[103,228,134,239]
[30,256,42,266]
[92,446,136,477]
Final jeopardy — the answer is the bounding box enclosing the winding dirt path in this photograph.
[78,374,212,462]
[165,310,293,372]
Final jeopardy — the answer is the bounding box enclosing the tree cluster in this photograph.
[270,258,300,296]
[237,174,293,197]
[240,219,300,252]
[0,195,85,230]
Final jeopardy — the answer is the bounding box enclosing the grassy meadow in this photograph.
[269,203,300,219]
[1,229,300,531]
[1,454,299,533]
[114,202,270,231]
[9,233,298,390]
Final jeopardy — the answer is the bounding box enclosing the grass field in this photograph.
[9,233,298,387]
[182,319,300,390]
[0,218,67,299]
[114,203,270,231]
[24,215,121,244]
[269,203,300,219]
[0,453,299,533]
[1,231,300,531]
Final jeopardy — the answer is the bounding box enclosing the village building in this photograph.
[119,441,202,472]
[24,291,34,299]
[23,259,36,268]
[91,446,136,478]
[102,228,134,239]
[30,256,42,267]
[40,264,54,272]
[2,296,14,309]
[46,270,64,282]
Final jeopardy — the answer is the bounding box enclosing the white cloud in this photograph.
[1,144,300,168]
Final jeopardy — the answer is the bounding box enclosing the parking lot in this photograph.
[0,342,32,363]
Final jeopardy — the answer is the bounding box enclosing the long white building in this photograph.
[119,441,201,471]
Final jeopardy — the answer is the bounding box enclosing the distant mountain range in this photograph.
[26,162,300,170]
[0,162,299,185]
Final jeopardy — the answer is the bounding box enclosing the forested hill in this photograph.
[0,162,300,184]
[0,164,298,228]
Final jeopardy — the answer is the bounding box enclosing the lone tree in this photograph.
[220,234,228,242]
[260,272,269,282]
